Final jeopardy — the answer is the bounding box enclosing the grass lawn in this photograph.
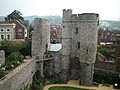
[49,86,92,90]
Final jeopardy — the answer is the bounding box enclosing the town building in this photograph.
[0,18,28,41]
[0,22,15,41]
[98,28,112,44]
[50,25,62,43]
[12,20,28,41]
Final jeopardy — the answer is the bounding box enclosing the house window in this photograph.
[1,35,4,39]
[77,42,80,49]
[7,29,10,32]
[7,35,10,40]
[18,29,22,35]
[1,29,3,32]
[76,27,78,34]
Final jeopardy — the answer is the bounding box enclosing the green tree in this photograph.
[7,10,24,21]
[7,52,24,62]
[28,24,34,38]
[98,48,109,56]
[0,40,25,56]
[20,40,31,56]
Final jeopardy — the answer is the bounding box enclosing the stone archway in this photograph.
[70,56,81,80]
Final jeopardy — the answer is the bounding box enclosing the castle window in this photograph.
[97,20,99,26]
[76,27,78,34]
[46,43,48,51]
[86,47,89,54]
[77,42,80,49]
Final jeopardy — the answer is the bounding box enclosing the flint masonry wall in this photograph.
[62,9,99,86]
[32,18,50,58]
[0,50,5,67]
[0,59,36,90]
[32,18,50,76]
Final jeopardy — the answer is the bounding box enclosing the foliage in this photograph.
[93,70,119,84]
[29,71,66,90]
[28,24,34,38]
[49,87,91,90]
[7,52,24,62]
[19,40,31,56]
[0,40,25,56]
[0,69,5,79]
[98,48,109,56]
[29,71,45,90]
[7,10,24,21]
[5,61,20,70]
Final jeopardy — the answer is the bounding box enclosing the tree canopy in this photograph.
[7,10,24,21]
[0,40,25,56]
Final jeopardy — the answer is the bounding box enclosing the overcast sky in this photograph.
[0,0,120,20]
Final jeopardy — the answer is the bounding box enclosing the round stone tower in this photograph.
[62,9,99,86]
[32,18,50,76]
[61,9,72,81]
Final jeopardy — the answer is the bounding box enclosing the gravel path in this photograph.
[43,80,119,90]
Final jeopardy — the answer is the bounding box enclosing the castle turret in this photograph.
[32,18,50,76]
[61,9,73,80]
[62,9,99,86]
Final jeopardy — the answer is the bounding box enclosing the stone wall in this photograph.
[32,18,50,76]
[44,51,62,77]
[0,58,36,90]
[0,50,5,67]
[61,9,99,85]
[32,18,50,58]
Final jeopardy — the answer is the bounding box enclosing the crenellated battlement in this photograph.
[63,9,72,12]
[63,9,99,21]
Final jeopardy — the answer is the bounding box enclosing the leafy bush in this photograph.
[7,52,24,62]
[0,69,5,79]
[19,40,31,56]
[93,70,119,84]
[98,48,109,56]
[0,40,25,56]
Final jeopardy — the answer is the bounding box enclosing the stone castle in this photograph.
[0,9,99,90]
[32,9,99,86]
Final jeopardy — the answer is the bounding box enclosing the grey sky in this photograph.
[0,0,120,20]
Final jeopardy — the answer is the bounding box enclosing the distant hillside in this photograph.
[100,20,120,32]
[24,15,62,25]
[21,16,120,33]
[0,16,5,21]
